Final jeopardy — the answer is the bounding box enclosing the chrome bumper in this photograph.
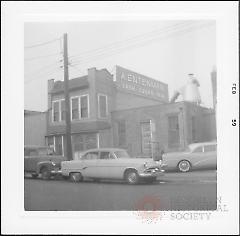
[50,169,62,175]
[139,169,165,177]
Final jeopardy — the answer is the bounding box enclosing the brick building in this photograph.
[46,65,216,159]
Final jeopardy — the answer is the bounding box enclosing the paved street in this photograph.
[24,170,217,211]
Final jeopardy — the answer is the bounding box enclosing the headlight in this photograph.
[143,162,147,168]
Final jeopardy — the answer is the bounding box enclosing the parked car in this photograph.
[61,148,165,184]
[24,145,65,180]
[162,142,217,172]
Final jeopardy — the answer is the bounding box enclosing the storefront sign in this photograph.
[114,65,169,102]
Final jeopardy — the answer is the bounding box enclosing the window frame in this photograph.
[98,93,108,118]
[52,99,65,123]
[70,94,90,121]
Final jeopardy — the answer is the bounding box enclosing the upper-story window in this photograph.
[71,95,89,120]
[98,94,108,118]
[52,99,65,122]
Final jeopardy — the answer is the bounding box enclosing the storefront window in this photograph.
[55,136,63,155]
[72,133,98,159]
[85,134,98,149]
[47,136,54,151]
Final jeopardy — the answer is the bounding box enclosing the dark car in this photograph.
[24,145,66,180]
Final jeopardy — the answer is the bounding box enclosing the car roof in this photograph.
[188,141,217,149]
[81,148,127,153]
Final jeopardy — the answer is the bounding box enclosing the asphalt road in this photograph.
[24,170,217,211]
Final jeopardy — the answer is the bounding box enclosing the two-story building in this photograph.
[46,65,216,159]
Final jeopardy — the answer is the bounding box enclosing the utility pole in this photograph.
[63,33,73,161]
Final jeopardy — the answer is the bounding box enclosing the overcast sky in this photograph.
[24,20,216,111]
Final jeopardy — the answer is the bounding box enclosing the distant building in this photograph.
[24,110,46,146]
[46,65,216,159]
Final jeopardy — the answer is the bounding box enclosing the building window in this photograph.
[47,136,55,151]
[80,95,89,118]
[71,95,89,120]
[53,101,60,122]
[141,121,151,154]
[71,97,79,120]
[55,136,63,155]
[47,135,64,156]
[117,120,126,147]
[168,115,180,148]
[98,94,108,118]
[52,99,65,122]
[192,116,197,142]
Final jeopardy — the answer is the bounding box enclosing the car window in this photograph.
[82,152,99,160]
[204,145,217,152]
[114,150,130,158]
[100,152,114,159]
[193,146,203,153]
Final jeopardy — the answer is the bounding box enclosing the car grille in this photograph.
[144,167,160,173]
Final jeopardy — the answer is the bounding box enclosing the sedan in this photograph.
[162,142,217,172]
[61,148,165,184]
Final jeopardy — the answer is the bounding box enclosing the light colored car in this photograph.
[61,148,165,184]
[162,142,217,172]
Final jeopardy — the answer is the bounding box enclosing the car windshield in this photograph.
[114,150,130,159]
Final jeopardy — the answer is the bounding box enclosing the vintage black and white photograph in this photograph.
[24,19,218,211]
[2,2,239,235]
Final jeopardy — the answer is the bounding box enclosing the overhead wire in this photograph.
[68,22,194,61]
[24,52,62,62]
[69,21,214,66]
[24,37,61,49]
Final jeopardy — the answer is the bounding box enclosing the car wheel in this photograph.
[178,160,191,172]
[40,167,51,180]
[69,172,83,183]
[125,170,139,184]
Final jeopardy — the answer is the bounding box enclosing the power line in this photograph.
[69,21,214,66]
[24,61,62,78]
[68,22,193,60]
[24,52,62,62]
[24,37,61,49]
[24,67,62,85]
[69,21,214,64]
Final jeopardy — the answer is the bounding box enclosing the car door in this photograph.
[96,151,119,179]
[80,151,99,178]
[202,144,217,169]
